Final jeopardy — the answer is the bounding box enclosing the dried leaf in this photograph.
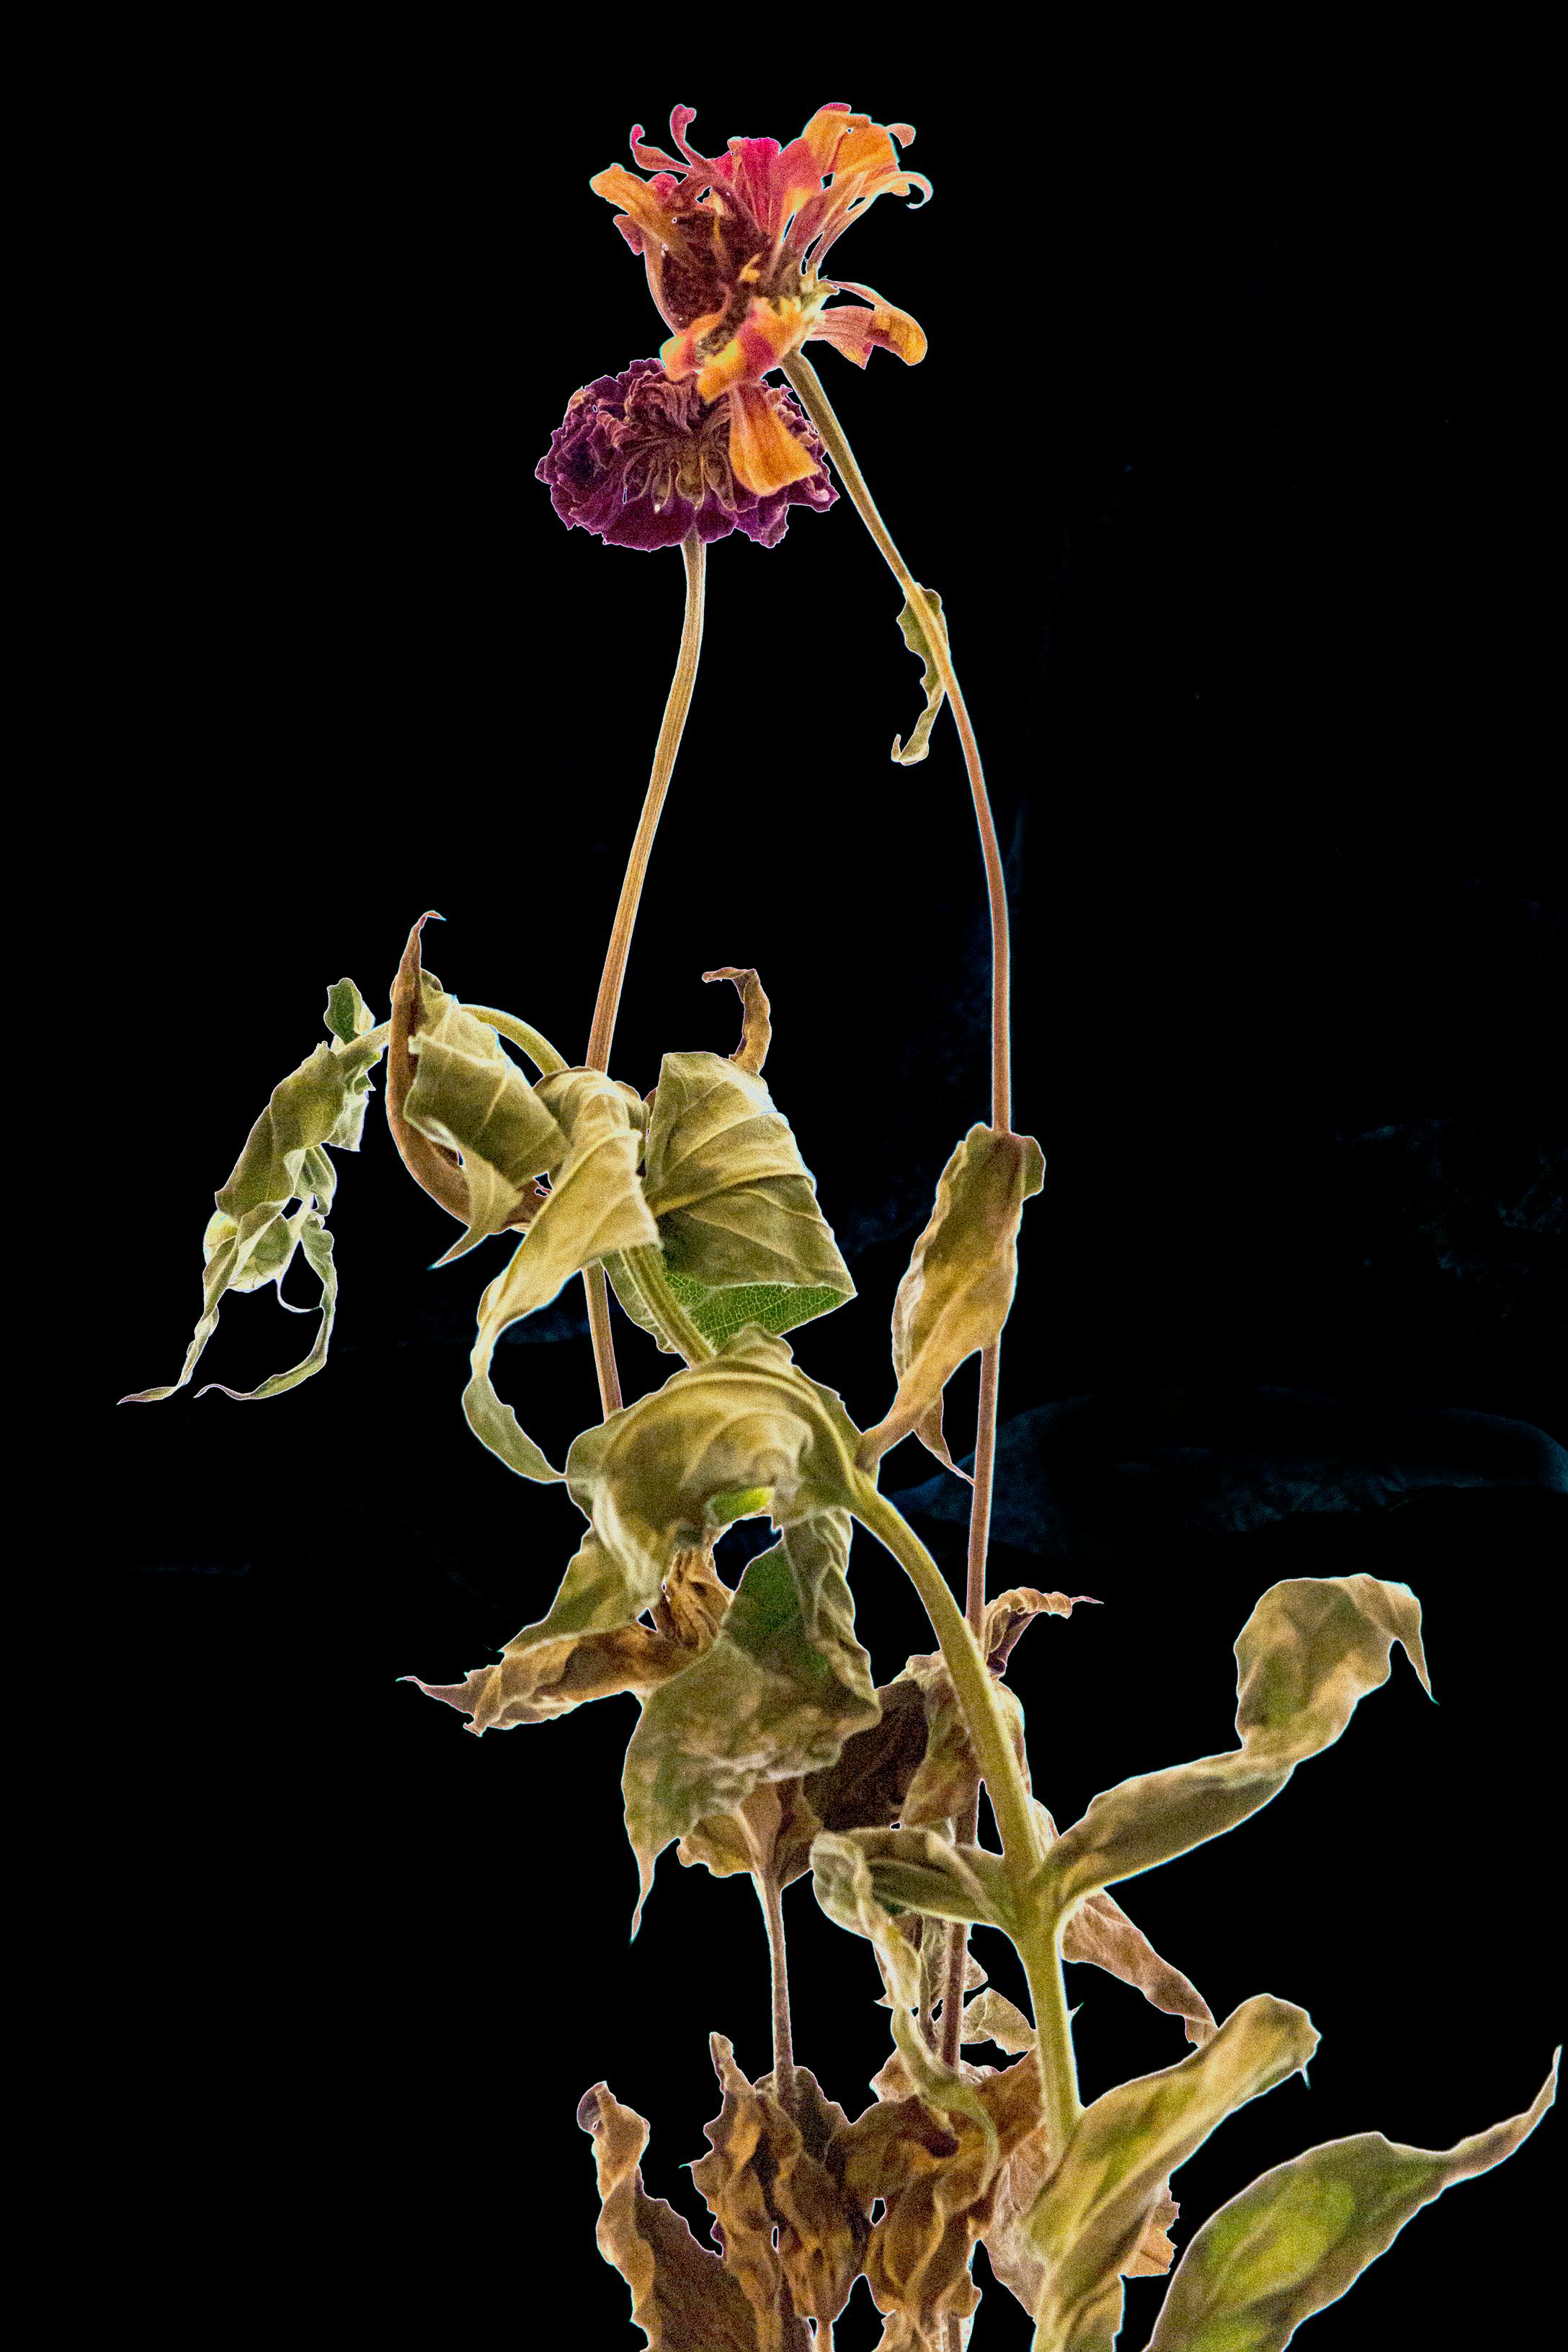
[578,2082,762,2351]
[123,1004,382,1404]
[860,1126,1045,1472]
[632,1048,853,1336]
[403,989,565,1264]
[891,584,949,766]
[623,1514,878,1921]
[1063,1888,1217,2048]
[690,2037,839,2345]
[961,1990,1038,2057]
[1146,2052,1560,2351]
[463,1068,656,1481]
[566,1327,862,1605]
[1026,1994,1320,2352]
[983,1586,1095,1670]
[703,965,772,1075]
[1035,1574,1431,1920]
[324,976,374,1044]
[779,1675,933,1885]
[901,1650,1030,1830]
[385,913,471,1224]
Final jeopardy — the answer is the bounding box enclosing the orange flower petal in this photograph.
[692,297,816,401]
[726,383,821,497]
[661,310,726,381]
[811,282,928,367]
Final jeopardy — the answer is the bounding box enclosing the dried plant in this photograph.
[124,101,1554,2350]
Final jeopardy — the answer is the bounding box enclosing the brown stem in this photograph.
[756,1865,796,2111]
[578,530,707,1417]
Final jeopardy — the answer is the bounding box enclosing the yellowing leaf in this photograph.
[1035,1574,1431,1921]
[860,1125,1045,1472]
[1026,1994,1319,2352]
[691,2036,841,2346]
[622,1514,878,1923]
[578,2082,763,2351]
[462,1069,656,1481]
[703,964,772,1075]
[1146,2052,1559,2351]
[123,1012,383,1405]
[1063,1888,1217,2049]
[891,584,949,765]
[403,991,565,1264]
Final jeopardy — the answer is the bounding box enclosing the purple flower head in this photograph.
[536,359,837,551]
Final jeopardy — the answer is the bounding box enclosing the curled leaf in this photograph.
[1146,2052,1560,2351]
[690,2037,831,2347]
[123,1010,383,1405]
[385,913,469,1224]
[324,976,374,1043]
[578,2082,762,2351]
[860,1125,1045,1473]
[622,1514,878,1923]
[891,584,949,765]
[703,965,772,1075]
[961,1990,1038,2057]
[1026,1993,1320,2352]
[566,1327,862,1607]
[1035,1574,1432,1921]
[403,991,565,1264]
[1063,1888,1218,2049]
[463,1069,656,1480]
[983,1585,1096,1670]
[626,1047,853,1345]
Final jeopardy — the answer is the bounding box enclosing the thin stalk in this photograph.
[780,354,1010,1129]
[615,1242,715,1364]
[462,1004,566,1075]
[755,1866,796,2111]
[785,352,1019,2102]
[579,529,708,1417]
[852,1480,1080,2156]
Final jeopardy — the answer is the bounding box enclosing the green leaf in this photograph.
[860,1124,1045,1473]
[638,1048,854,1319]
[461,1069,656,1480]
[403,991,567,1264]
[324,976,373,1043]
[562,1325,862,1601]
[1035,1574,1431,1920]
[1146,2052,1559,2351]
[610,1256,848,1353]
[1026,1994,1320,2352]
[623,1512,879,1923]
[123,1022,383,1404]
[891,584,949,765]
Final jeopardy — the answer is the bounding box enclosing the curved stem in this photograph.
[615,1243,716,1364]
[852,1479,1080,2156]
[780,355,1010,1130]
[462,1004,566,1076]
[579,530,708,1417]
[586,531,708,1074]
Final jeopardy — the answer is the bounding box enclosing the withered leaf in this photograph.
[779,1674,933,1885]
[984,1585,1095,1670]
[1063,1887,1217,2049]
[860,1125,1045,1472]
[566,1327,862,1607]
[578,2082,762,2351]
[1035,1574,1431,1921]
[961,1990,1038,2057]
[123,996,383,1404]
[691,2036,849,2342]
[703,964,772,1076]
[632,1046,853,1340]
[1025,1993,1319,2352]
[891,583,949,766]
[463,1067,656,1481]
[1146,2052,1559,2351]
[622,1514,878,1923]
[900,1649,1030,1831]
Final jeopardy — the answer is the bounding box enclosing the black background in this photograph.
[51,37,1560,2351]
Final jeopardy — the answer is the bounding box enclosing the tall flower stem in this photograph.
[756,1863,796,2112]
[580,529,708,1414]
[781,355,1019,2109]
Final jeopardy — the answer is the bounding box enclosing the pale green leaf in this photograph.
[639,1048,853,1312]
[1027,1994,1319,2352]
[1147,2052,1559,2351]
[891,584,949,765]
[610,1255,847,1354]
[461,1069,656,1481]
[623,1513,878,1924]
[860,1124,1045,1472]
[324,976,374,1043]
[1035,1574,1431,1920]
[123,1021,383,1404]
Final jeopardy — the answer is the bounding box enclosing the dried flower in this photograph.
[592,104,930,495]
[537,359,835,550]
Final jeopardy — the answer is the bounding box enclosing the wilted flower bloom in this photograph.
[537,360,836,550]
[592,104,930,496]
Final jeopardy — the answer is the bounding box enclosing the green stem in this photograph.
[615,1243,715,1365]
[852,1479,1081,2155]
[462,1004,566,1076]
